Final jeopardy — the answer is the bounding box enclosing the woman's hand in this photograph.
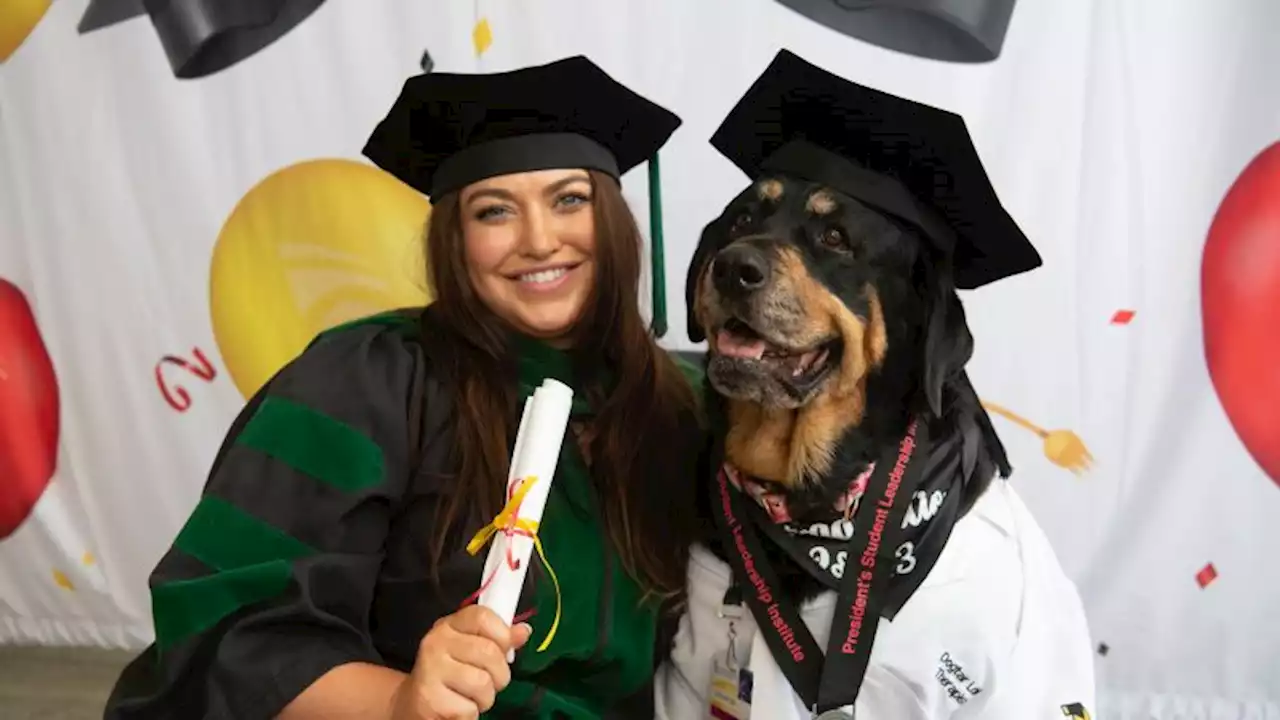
[390,605,533,720]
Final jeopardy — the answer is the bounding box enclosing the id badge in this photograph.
[706,594,753,720]
[705,655,753,720]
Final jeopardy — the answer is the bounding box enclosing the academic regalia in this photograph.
[105,55,699,720]
[658,50,1095,720]
[702,50,1041,291]
[363,54,678,335]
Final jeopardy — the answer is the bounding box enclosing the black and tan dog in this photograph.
[686,171,1010,606]
[661,50,1096,718]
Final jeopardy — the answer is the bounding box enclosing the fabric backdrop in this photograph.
[2,1,1279,717]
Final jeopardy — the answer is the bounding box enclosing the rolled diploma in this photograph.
[477,397,531,605]
[477,378,574,649]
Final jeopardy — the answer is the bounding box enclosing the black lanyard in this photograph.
[709,419,930,714]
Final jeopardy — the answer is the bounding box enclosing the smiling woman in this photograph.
[458,169,600,342]
[104,56,705,720]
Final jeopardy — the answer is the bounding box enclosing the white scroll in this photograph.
[474,378,574,660]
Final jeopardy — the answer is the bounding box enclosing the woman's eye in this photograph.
[475,205,510,221]
[819,227,850,251]
[556,192,591,209]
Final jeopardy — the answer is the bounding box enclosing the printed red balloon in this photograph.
[1202,141,1280,486]
[0,278,60,538]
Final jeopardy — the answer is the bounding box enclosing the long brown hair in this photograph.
[420,169,701,600]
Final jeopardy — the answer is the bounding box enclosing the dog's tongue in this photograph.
[717,329,767,360]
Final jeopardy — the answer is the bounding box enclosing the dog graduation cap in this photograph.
[363,56,680,335]
[707,48,1041,294]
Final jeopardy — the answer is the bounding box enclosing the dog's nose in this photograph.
[713,245,769,297]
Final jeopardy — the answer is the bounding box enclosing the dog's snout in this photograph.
[713,245,769,297]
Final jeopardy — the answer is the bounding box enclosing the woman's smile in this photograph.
[509,261,585,294]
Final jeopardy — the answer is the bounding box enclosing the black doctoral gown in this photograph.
[103,309,705,719]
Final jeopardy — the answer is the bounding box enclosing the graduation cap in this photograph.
[772,0,1017,64]
[363,55,680,336]
[709,48,1040,290]
[77,0,326,79]
[77,0,146,32]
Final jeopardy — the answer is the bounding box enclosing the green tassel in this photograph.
[648,152,667,338]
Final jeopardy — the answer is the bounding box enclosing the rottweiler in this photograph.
[685,171,1012,608]
[656,50,1098,719]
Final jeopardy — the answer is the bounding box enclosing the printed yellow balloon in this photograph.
[0,0,51,62]
[210,158,432,399]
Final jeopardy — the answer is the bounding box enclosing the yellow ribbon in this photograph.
[465,476,563,653]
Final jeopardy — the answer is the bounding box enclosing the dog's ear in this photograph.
[922,260,974,417]
[685,214,728,343]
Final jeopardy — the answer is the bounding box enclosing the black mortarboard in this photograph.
[772,0,1018,64]
[709,49,1040,290]
[78,0,326,79]
[363,56,679,199]
[363,55,680,335]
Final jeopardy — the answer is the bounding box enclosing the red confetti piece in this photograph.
[1111,309,1136,325]
[155,347,217,413]
[1196,562,1218,588]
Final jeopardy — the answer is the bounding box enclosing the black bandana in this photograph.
[711,415,982,712]
[729,416,976,616]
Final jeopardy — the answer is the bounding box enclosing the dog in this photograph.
[658,48,1096,720]
[655,168,1098,718]
[685,172,1011,609]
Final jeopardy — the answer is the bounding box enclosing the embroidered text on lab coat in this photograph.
[935,651,983,705]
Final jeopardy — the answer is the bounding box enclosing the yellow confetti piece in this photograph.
[0,0,51,63]
[82,551,96,567]
[52,569,74,591]
[473,18,493,56]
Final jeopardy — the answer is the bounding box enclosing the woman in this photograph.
[105,56,703,720]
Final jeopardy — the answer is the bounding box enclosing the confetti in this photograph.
[82,551,96,566]
[154,347,217,413]
[1110,309,1136,325]
[1195,562,1218,588]
[472,18,492,56]
[420,48,434,73]
[1096,643,1109,656]
[52,569,74,591]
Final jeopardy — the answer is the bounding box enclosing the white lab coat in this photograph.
[655,479,1096,719]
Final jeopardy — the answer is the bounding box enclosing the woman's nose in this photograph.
[519,208,560,257]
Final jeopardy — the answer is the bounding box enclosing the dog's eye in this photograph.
[732,212,753,231]
[819,227,850,251]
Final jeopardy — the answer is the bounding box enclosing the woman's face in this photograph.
[459,168,597,344]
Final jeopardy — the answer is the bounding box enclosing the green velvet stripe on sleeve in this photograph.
[152,561,294,654]
[152,497,317,652]
[235,396,384,492]
[150,394,386,652]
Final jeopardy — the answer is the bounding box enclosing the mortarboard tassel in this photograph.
[648,153,667,338]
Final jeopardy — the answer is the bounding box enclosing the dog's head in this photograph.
[688,175,974,481]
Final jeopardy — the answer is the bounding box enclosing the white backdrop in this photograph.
[2,1,1280,717]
